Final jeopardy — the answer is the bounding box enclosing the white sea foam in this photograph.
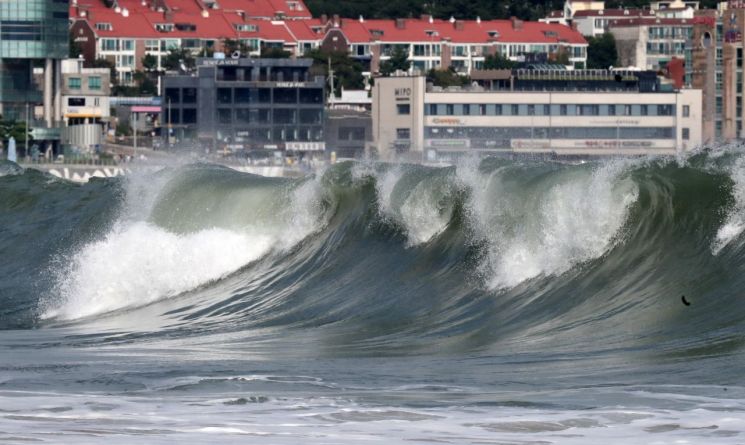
[458,160,638,289]
[713,156,745,254]
[372,165,452,246]
[1,388,743,445]
[43,172,327,320]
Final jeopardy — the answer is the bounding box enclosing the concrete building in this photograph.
[161,57,325,153]
[60,59,111,153]
[573,9,655,38]
[0,0,68,152]
[326,90,372,159]
[372,73,702,161]
[609,17,706,71]
[684,4,745,142]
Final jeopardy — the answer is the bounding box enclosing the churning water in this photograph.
[2,151,745,444]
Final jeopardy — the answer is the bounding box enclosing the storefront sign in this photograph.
[426,139,469,147]
[431,118,463,125]
[276,82,306,87]
[286,141,326,151]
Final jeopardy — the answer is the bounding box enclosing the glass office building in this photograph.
[0,0,68,124]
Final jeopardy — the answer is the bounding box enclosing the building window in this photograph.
[88,76,102,90]
[624,105,632,116]
[67,97,85,106]
[511,104,519,115]
[543,104,550,116]
[479,104,487,115]
[657,104,673,116]
[217,88,232,104]
[428,104,438,115]
[682,128,690,140]
[495,104,502,115]
[217,109,232,124]
[641,105,648,116]
[396,128,410,140]
[95,23,112,31]
[608,105,616,116]
[528,104,536,115]
[446,104,454,115]
[182,108,197,124]
[560,104,567,116]
[397,104,410,115]
[683,105,690,117]
[462,104,470,115]
[68,77,81,89]
[102,39,117,51]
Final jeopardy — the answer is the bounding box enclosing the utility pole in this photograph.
[25,102,29,159]
[133,111,137,158]
[167,97,172,148]
[328,57,335,106]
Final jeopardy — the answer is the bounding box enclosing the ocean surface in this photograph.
[1,152,745,444]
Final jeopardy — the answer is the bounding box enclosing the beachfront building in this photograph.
[320,16,588,74]
[69,1,588,84]
[608,17,706,71]
[60,58,111,153]
[69,0,317,84]
[372,72,702,161]
[0,0,68,152]
[161,57,325,153]
[685,3,745,142]
[541,0,699,36]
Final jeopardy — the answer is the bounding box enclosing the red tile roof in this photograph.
[71,1,586,47]
[335,18,586,45]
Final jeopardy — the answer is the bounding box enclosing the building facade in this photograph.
[0,0,68,148]
[322,16,588,75]
[161,57,325,153]
[373,74,702,161]
[69,1,587,84]
[60,58,111,153]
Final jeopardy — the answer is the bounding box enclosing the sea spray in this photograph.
[456,158,638,289]
[42,166,331,320]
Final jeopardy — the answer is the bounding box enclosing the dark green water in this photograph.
[1,153,744,444]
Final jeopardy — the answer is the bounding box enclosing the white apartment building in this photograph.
[373,75,702,160]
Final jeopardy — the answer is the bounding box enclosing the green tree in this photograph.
[305,48,365,95]
[426,67,470,87]
[162,48,195,71]
[132,71,158,96]
[142,54,158,72]
[222,38,250,56]
[483,52,515,70]
[0,116,33,153]
[379,46,410,76]
[260,46,292,58]
[587,33,618,69]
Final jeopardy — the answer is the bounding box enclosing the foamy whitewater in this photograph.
[2,152,745,444]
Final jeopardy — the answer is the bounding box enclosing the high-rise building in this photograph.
[0,0,69,151]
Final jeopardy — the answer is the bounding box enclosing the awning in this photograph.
[132,106,161,113]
